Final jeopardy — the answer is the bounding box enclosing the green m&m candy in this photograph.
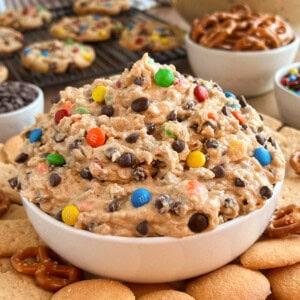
[47,153,66,166]
[154,68,174,87]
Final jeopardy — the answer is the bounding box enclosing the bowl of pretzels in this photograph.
[186,4,299,97]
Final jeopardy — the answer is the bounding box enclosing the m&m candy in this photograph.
[41,50,49,57]
[131,188,152,208]
[254,147,272,166]
[86,127,105,147]
[194,85,208,102]
[154,69,174,87]
[224,91,236,99]
[29,128,42,143]
[54,109,70,124]
[280,67,300,96]
[46,153,66,166]
[92,86,106,102]
[62,204,79,226]
[186,150,206,168]
[23,48,32,55]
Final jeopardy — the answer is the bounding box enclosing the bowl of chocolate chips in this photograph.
[0,81,44,142]
[16,54,285,283]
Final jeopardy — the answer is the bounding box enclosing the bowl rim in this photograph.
[21,181,282,244]
[0,81,43,117]
[185,33,300,56]
[274,61,300,97]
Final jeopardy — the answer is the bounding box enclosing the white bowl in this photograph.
[185,34,300,97]
[274,62,300,129]
[21,181,282,283]
[0,82,44,142]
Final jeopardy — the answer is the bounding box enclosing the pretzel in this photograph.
[190,4,294,51]
[0,189,10,217]
[264,205,300,238]
[289,150,300,175]
[11,246,82,291]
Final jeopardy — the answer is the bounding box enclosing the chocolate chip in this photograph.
[54,133,66,143]
[126,62,134,70]
[69,139,82,150]
[136,220,148,236]
[151,159,166,169]
[190,123,198,132]
[146,123,155,135]
[188,213,209,233]
[170,201,184,216]
[49,173,61,187]
[155,194,173,214]
[101,105,114,117]
[8,177,19,189]
[211,165,225,178]
[125,132,139,144]
[260,186,273,199]
[132,167,147,181]
[108,199,120,212]
[259,114,264,121]
[117,153,136,168]
[104,147,118,161]
[183,101,195,110]
[166,110,177,121]
[177,115,186,122]
[205,138,219,148]
[256,134,266,145]
[268,137,277,148]
[201,121,217,131]
[172,140,185,153]
[223,198,236,208]
[242,199,248,205]
[80,167,93,180]
[133,76,145,86]
[234,177,246,187]
[55,210,63,222]
[15,152,28,163]
[67,62,77,73]
[131,97,150,112]
[237,95,248,108]
[221,106,230,116]
[85,221,98,232]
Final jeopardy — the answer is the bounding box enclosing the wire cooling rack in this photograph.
[0,4,186,88]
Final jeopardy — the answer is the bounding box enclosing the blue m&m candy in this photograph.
[94,15,101,20]
[29,128,42,143]
[254,147,272,166]
[131,188,152,208]
[41,50,49,57]
[80,24,88,31]
[23,48,32,55]
[224,91,236,99]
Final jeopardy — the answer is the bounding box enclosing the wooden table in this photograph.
[43,6,300,121]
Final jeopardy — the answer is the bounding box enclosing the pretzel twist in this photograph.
[0,189,10,217]
[289,150,300,175]
[11,246,82,291]
[264,205,300,238]
[190,4,294,51]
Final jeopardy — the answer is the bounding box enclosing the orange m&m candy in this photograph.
[86,128,105,147]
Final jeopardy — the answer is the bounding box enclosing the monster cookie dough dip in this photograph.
[15,54,285,238]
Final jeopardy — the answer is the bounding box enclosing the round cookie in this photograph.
[139,290,194,300]
[49,15,122,42]
[0,64,8,83]
[3,135,24,165]
[0,27,23,54]
[119,21,185,52]
[267,262,300,300]
[240,236,300,270]
[124,282,173,298]
[51,279,135,300]
[73,0,130,16]
[21,39,95,73]
[0,6,52,31]
[186,264,271,300]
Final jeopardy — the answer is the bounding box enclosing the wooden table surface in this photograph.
[43,6,300,121]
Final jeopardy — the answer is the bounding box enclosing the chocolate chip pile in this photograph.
[0,81,38,113]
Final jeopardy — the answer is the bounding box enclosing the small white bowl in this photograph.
[21,182,282,283]
[274,62,300,129]
[185,34,300,97]
[0,82,44,142]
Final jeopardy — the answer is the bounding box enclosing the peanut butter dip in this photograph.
[15,53,285,238]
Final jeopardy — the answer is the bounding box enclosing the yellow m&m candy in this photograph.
[99,29,108,38]
[160,37,169,45]
[186,150,206,168]
[92,85,106,103]
[83,52,93,62]
[62,204,79,226]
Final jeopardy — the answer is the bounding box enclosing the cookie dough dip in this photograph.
[15,54,285,238]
